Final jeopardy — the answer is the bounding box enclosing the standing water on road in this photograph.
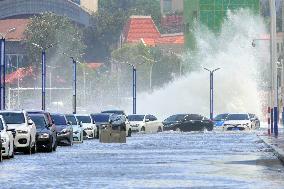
[138,10,268,119]
[0,132,283,188]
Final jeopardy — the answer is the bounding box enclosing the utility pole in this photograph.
[269,0,278,136]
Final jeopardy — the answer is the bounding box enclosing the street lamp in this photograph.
[32,43,56,111]
[0,27,16,110]
[252,38,273,135]
[203,67,220,120]
[269,0,278,137]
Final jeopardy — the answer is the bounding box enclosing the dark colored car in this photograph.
[50,113,73,146]
[163,114,213,132]
[27,110,57,147]
[29,114,57,152]
[91,113,115,138]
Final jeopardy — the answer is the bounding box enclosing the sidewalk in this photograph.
[258,129,284,163]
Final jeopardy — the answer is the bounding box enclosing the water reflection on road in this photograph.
[0,131,283,189]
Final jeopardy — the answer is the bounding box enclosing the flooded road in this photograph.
[0,131,283,189]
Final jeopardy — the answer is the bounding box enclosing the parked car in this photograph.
[65,114,83,143]
[91,113,115,138]
[223,113,254,131]
[75,114,97,139]
[128,114,163,133]
[249,113,260,129]
[27,110,57,150]
[50,113,73,146]
[213,113,229,127]
[100,110,132,136]
[0,115,14,159]
[163,114,213,132]
[29,114,57,152]
[0,110,36,154]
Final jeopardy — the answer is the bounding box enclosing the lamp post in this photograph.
[62,53,81,115]
[0,27,16,110]
[252,38,273,135]
[125,63,136,114]
[32,43,56,111]
[203,67,220,120]
[269,0,278,137]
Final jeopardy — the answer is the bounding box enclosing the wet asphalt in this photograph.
[0,130,283,189]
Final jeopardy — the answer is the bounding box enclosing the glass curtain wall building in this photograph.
[184,0,260,49]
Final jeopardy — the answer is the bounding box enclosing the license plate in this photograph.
[232,127,239,131]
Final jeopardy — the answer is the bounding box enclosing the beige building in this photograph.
[160,0,183,15]
[80,0,98,13]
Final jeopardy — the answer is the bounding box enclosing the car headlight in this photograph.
[39,133,50,139]
[60,129,69,134]
[17,130,28,134]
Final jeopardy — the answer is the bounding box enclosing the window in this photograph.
[149,115,157,121]
[163,0,172,13]
[187,114,203,121]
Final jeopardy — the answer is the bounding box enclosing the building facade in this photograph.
[183,0,260,49]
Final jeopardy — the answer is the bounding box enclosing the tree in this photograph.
[84,0,161,61]
[24,12,86,86]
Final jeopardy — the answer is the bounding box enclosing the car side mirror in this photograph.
[67,121,72,125]
[80,121,83,127]
[109,120,113,124]
[52,120,55,124]
[28,119,34,125]
[145,119,150,122]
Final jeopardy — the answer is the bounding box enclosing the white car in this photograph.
[0,110,37,154]
[0,115,14,159]
[128,114,163,133]
[223,113,254,131]
[75,114,97,139]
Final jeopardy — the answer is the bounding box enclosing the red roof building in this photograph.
[0,19,30,41]
[122,15,184,49]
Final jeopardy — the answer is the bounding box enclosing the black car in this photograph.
[50,113,73,146]
[91,113,115,138]
[27,110,57,150]
[29,114,56,152]
[163,114,213,132]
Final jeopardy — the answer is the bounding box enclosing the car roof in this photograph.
[29,114,45,117]
[101,110,125,114]
[0,110,26,114]
[75,114,90,116]
[91,113,114,116]
[50,113,65,116]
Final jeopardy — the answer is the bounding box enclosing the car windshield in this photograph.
[51,115,67,125]
[214,114,228,121]
[66,115,77,125]
[0,112,25,124]
[91,114,110,123]
[227,114,249,120]
[76,116,91,123]
[164,114,186,122]
[128,115,145,121]
[30,115,47,129]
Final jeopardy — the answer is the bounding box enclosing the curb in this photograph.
[259,135,284,163]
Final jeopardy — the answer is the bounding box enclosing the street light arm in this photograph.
[213,68,221,72]
[203,67,211,72]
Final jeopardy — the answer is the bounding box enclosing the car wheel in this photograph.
[53,142,57,151]
[24,137,32,155]
[128,129,132,137]
[9,142,14,158]
[157,126,162,132]
[31,142,37,154]
[0,149,2,162]
[141,127,145,132]
[96,130,99,139]
[6,143,11,159]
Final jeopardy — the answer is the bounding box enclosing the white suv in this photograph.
[75,114,97,139]
[0,115,14,158]
[0,110,36,154]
